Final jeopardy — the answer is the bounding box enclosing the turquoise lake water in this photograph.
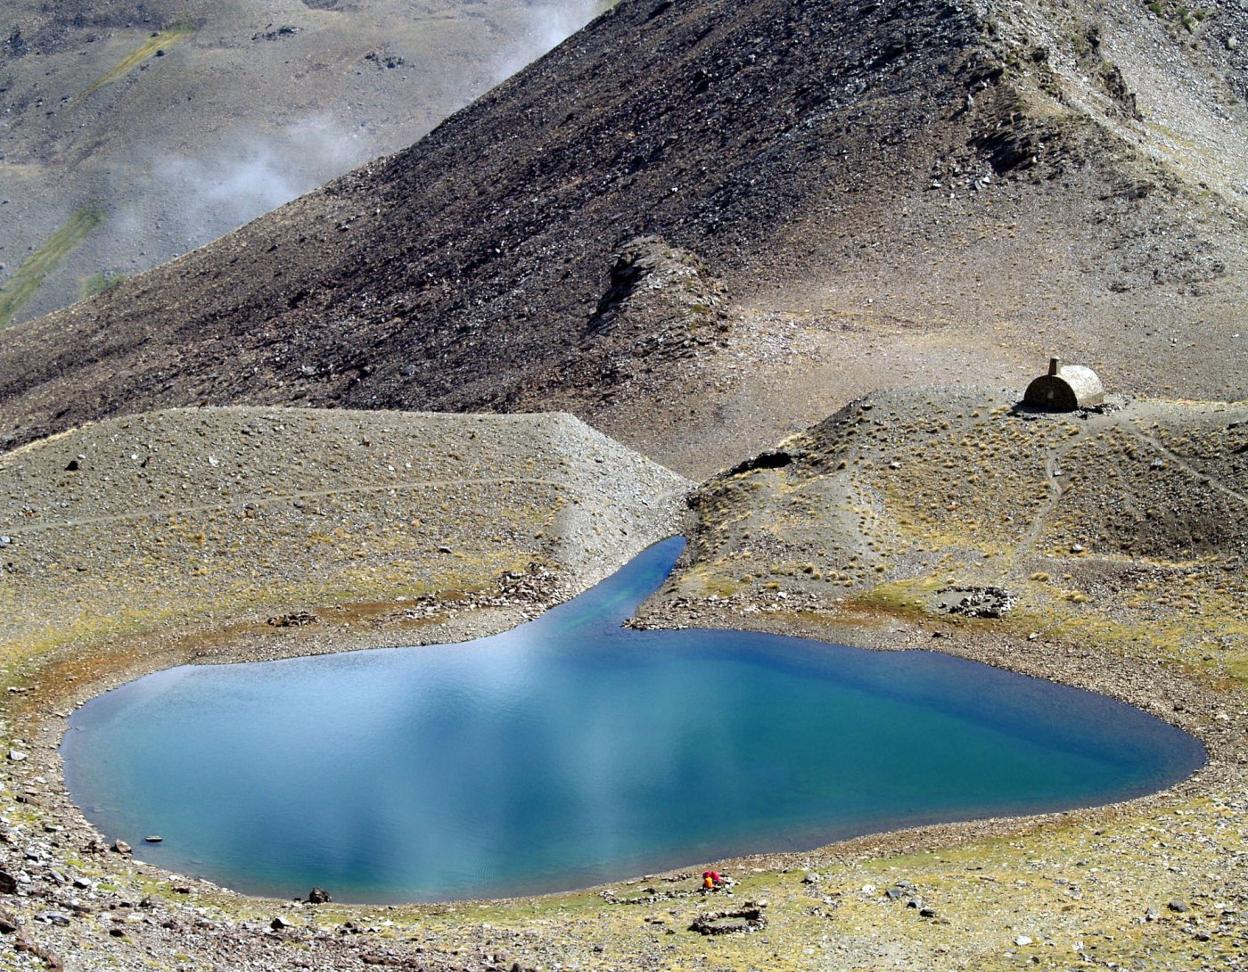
[62,536,1205,902]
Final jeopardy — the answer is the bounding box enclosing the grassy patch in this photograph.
[1142,0,1209,33]
[1008,588,1248,685]
[80,270,125,299]
[79,26,195,100]
[0,208,105,328]
[843,576,940,619]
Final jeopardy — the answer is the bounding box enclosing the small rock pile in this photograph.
[688,903,768,935]
[936,586,1017,619]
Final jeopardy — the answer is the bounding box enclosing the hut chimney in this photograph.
[1048,357,1061,377]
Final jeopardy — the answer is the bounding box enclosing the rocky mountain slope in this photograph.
[1,0,1244,476]
[0,0,607,325]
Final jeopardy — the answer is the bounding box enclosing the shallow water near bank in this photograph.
[62,537,1205,903]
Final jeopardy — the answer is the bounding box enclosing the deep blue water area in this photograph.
[62,537,1205,902]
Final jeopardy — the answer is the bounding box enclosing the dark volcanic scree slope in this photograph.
[1,0,1245,474]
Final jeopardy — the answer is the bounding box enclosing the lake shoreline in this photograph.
[2,535,1242,970]
[9,540,1233,909]
[1,401,1243,969]
[56,536,1205,905]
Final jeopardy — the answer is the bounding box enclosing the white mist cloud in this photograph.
[104,2,604,274]
[119,116,369,251]
[491,0,607,85]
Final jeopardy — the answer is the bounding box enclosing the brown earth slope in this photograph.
[650,388,1248,684]
[1,0,1246,477]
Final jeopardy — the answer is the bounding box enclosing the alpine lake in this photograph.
[62,537,1205,903]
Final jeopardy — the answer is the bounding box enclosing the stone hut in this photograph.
[1023,357,1105,411]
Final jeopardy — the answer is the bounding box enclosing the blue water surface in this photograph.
[62,537,1205,902]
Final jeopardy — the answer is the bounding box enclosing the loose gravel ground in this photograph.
[1,395,1246,971]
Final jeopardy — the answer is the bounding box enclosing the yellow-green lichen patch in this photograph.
[0,208,105,328]
[78,26,195,101]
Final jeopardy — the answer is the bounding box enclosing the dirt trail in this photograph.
[2,476,571,534]
[1009,408,1248,571]
[1124,422,1248,508]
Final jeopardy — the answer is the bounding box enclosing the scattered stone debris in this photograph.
[7,26,28,58]
[386,562,564,626]
[935,586,1016,618]
[688,903,768,935]
[13,935,64,971]
[601,885,695,906]
[266,611,320,628]
[365,50,407,69]
[253,24,299,41]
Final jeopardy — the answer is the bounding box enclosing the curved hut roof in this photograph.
[1023,358,1105,412]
